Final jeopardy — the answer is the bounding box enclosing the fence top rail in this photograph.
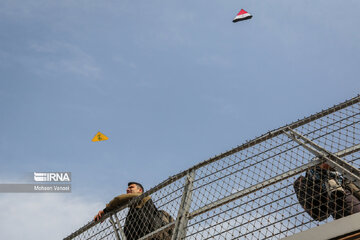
[64,95,360,240]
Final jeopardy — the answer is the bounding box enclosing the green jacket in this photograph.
[103,193,160,240]
[103,193,151,213]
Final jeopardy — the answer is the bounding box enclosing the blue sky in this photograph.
[0,0,359,239]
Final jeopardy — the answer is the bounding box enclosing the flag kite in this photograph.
[233,9,252,23]
[92,131,109,142]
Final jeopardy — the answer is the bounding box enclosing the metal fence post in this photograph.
[113,214,127,240]
[283,128,360,185]
[172,170,196,240]
[109,214,121,240]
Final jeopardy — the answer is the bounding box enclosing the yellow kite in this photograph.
[92,132,109,142]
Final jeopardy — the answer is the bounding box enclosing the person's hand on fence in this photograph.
[94,210,104,222]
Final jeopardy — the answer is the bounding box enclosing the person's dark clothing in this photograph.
[124,198,161,240]
[304,166,360,220]
[103,193,162,240]
[332,189,360,219]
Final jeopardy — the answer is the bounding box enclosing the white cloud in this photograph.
[0,194,103,240]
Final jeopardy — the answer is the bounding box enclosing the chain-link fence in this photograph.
[65,95,360,240]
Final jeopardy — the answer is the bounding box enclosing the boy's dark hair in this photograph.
[128,182,144,192]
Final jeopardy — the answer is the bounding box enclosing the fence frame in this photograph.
[64,95,360,240]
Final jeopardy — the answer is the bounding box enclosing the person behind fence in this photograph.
[94,182,173,240]
[294,163,360,221]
